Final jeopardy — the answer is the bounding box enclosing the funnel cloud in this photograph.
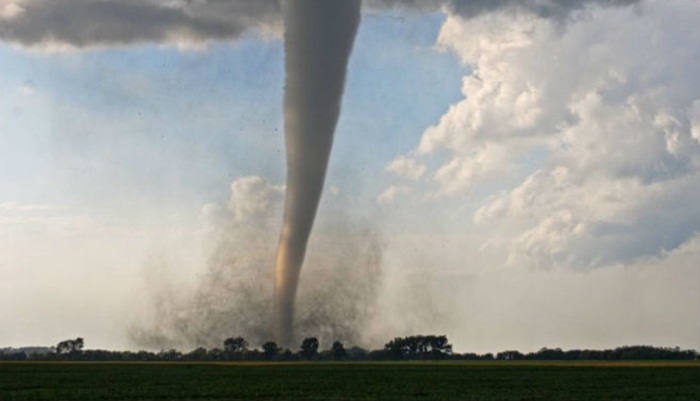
[274,0,362,347]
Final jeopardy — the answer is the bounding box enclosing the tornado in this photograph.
[274,0,362,346]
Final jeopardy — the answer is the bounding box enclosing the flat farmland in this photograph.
[1,361,698,401]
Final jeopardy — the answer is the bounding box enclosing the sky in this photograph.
[1,0,699,353]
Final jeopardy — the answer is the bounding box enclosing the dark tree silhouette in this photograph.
[262,341,280,360]
[3,335,695,362]
[224,337,248,354]
[158,349,182,361]
[186,347,207,360]
[300,337,319,360]
[331,341,347,360]
[56,338,84,355]
[496,350,524,360]
[384,335,452,359]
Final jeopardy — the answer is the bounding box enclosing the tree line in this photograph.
[1,335,697,361]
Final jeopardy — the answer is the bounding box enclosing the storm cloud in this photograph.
[0,0,281,48]
[0,0,639,49]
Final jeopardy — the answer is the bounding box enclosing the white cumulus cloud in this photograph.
[391,0,700,269]
[386,155,426,180]
[378,185,410,205]
[228,175,284,224]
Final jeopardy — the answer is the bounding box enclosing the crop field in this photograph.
[1,361,698,400]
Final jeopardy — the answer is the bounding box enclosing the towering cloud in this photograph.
[385,0,700,269]
[274,0,361,346]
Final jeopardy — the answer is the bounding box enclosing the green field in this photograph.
[1,361,698,400]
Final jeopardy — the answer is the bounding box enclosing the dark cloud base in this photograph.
[1,0,639,48]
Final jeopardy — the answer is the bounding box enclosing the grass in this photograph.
[0,361,698,400]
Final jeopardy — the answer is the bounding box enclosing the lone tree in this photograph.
[224,337,248,354]
[300,337,319,360]
[331,341,347,360]
[56,338,84,355]
[384,335,452,360]
[262,341,280,360]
